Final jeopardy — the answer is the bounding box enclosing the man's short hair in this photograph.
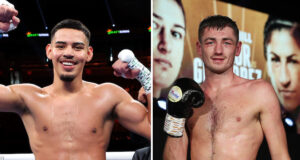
[263,17,293,59]
[291,24,300,48]
[175,0,186,26]
[198,15,239,43]
[50,19,91,44]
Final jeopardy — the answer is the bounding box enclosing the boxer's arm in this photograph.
[163,129,188,160]
[112,50,151,139]
[114,89,151,140]
[137,87,151,123]
[137,87,147,104]
[259,82,290,160]
[0,84,25,113]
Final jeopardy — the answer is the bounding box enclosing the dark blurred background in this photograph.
[0,0,150,153]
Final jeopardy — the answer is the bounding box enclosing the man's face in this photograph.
[153,0,185,89]
[198,27,241,74]
[46,28,93,82]
[266,29,300,112]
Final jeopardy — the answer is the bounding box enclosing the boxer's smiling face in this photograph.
[198,26,241,74]
[46,28,93,82]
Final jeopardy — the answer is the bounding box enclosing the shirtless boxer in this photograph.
[0,0,20,32]
[0,19,151,160]
[163,15,290,160]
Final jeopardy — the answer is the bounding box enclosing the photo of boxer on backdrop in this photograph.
[264,17,300,132]
[264,17,300,159]
[0,16,151,160]
[153,0,186,159]
[163,15,290,160]
[153,0,186,98]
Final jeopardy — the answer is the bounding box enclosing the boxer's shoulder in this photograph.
[240,79,277,107]
[246,79,273,93]
[250,79,277,100]
[94,82,121,90]
[10,83,44,95]
[93,82,130,96]
[233,77,270,92]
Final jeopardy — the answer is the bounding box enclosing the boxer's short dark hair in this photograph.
[51,19,91,44]
[175,0,186,26]
[263,17,293,59]
[198,15,239,43]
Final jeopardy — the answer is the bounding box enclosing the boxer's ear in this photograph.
[235,41,242,57]
[45,44,52,60]
[196,41,202,58]
[86,46,93,62]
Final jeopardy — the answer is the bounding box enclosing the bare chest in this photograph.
[187,91,260,137]
[22,94,114,139]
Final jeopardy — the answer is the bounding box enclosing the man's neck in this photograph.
[51,75,84,95]
[202,68,236,92]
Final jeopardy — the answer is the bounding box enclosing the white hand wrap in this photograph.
[0,0,17,33]
[164,113,186,137]
[0,0,14,8]
[118,49,151,94]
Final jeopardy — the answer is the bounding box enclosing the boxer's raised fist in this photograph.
[164,78,205,137]
[113,49,151,94]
